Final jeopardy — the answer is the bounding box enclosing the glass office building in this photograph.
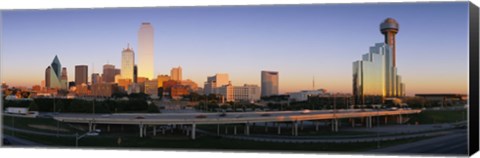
[353,43,405,105]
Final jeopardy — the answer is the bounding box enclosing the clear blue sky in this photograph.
[0,2,469,95]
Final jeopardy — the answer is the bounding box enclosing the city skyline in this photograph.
[0,2,469,95]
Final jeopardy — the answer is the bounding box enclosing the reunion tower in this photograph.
[380,18,399,66]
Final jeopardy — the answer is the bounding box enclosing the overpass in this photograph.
[53,109,421,140]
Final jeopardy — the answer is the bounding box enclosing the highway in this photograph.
[3,135,43,146]
[53,109,421,125]
[196,128,455,144]
[369,129,468,156]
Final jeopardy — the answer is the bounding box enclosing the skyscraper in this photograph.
[75,65,88,86]
[45,67,51,88]
[138,22,154,80]
[91,73,101,84]
[61,67,68,89]
[261,71,279,97]
[352,18,405,105]
[45,55,67,89]
[170,66,182,81]
[121,44,135,81]
[102,64,116,83]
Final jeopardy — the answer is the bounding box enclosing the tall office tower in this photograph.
[261,71,279,97]
[121,44,135,81]
[353,43,406,105]
[134,65,138,83]
[137,22,154,79]
[75,65,88,86]
[91,73,101,84]
[204,73,229,95]
[45,55,66,89]
[61,67,68,89]
[45,67,51,88]
[102,64,116,83]
[380,18,399,66]
[170,66,182,81]
[61,67,68,81]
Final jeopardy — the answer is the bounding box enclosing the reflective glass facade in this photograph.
[353,43,405,105]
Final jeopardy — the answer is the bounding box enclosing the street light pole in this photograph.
[56,120,59,138]
[75,133,79,147]
[12,116,15,136]
[376,107,380,149]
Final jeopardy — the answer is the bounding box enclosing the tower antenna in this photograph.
[312,76,315,90]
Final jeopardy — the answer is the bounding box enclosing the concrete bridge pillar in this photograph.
[265,122,269,133]
[191,123,196,140]
[139,124,144,138]
[88,121,93,132]
[315,121,319,132]
[331,119,339,132]
[245,123,250,135]
[291,122,295,136]
[335,119,339,132]
[398,115,403,124]
[294,121,299,136]
[277,125,281,135]
[300,121,304,131]
[234,126,237,135]
[352,119,355,128]
[217,124,220,136]
[225,126,228,134]
[385,116,388,124]
[153,126,157,136]
[331,119,335,131]
[367,116,373,128]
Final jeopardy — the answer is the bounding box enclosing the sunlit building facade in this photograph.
[91,83,119,97]
[121,45,135,82]
[204,73,229,95]
[145,79,158,97]
[233,84,261,103]
[353,43,405,105]
[217,84,261,103]
[157,75,170,88]
[138,22,154,80]
[170,66,182,81]
[261,71,279,97]
[180,79,199,91]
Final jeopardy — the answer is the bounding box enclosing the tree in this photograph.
[28,101,39,111]
[147,103,160,113]
[55,99,66,112]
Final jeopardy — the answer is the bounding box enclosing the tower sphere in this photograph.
[380,18,399,34]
